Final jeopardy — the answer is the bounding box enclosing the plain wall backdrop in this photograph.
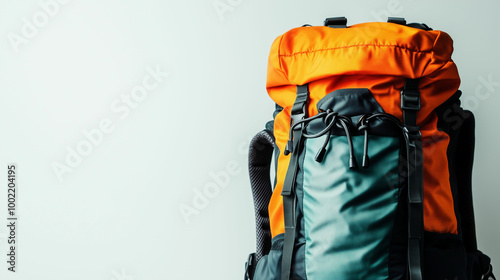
[0,0,498,279]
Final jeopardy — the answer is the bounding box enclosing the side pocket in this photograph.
[423,232,467,280]
[253,234,284,280]
[467,250,494,280]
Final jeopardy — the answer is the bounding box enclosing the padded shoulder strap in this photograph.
[456,111,478,252]
[248,129,275,262]
[456,112,496,280]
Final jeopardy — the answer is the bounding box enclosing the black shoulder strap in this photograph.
[248,129,275,261]
[245,129,275,280]
[401,78,424,280]
[455,112,496,280]
[281,85,309,280]
[456,111,478,253]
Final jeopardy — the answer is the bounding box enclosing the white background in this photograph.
[0,0,499,279]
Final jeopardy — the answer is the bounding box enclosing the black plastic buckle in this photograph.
[291,112,305,131]
[290,95,307,130]
[403,126,422,140]
[401,89,421,111]
[244,253,256,280]
[324,17,347,28]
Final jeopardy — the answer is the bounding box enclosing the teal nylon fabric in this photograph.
[302,135,400,280]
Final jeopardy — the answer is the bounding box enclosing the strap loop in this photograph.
[324,17,347,28]
[244,253,256,280]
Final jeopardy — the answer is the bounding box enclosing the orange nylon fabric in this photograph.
[267,22,460,238]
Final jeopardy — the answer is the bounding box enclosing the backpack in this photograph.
[244,17,496,280]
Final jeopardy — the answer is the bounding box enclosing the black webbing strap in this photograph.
[281,85,309,280]
[401,78,424,280]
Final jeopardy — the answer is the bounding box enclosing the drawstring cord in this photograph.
[336,116,358,169]
[357,112,411,167]
[284,111,329,155]
[357,114,370,168]
[312,110,337,162]
[284,110,357,168]
[285,110,409,169]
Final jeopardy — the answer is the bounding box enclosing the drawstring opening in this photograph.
[284,111,328,155]
[284,110,408,169]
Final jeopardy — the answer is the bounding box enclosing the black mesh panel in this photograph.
[248,129,275,262]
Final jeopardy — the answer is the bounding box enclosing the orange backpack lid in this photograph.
[266,22,460,121]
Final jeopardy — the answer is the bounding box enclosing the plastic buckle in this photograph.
[291,111,306,130]
[244,253,256,280]
[403,126,422,140]
[290,100,307,130]
[324,17,347,28]
[401,89,421,111]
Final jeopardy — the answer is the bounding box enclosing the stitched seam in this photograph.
[279,44,431,57]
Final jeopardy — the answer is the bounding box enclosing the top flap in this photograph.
[266,22,456,89]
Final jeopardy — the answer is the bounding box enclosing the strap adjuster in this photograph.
[244,253,256,280]
[404,126,422,140]
[401,89,421,111]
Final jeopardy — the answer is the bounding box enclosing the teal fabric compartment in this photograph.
[253,234,283,280]
[302,135,400,280]
[253,234,307,280]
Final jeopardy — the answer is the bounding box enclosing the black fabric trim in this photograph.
[316,88,384,116]
[309,88,402,138]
